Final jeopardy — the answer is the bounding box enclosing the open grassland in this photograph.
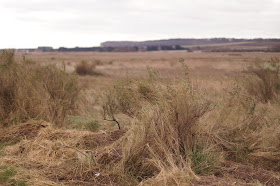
[16,51,278,82]
[1,50,280,185]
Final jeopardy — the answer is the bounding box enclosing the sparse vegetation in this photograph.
[0,50,80,126]
[0,51,280,185]
[101,66,222,184]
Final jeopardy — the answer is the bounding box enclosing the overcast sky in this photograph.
[0,0,279,48]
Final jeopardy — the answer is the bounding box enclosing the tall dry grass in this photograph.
[102,59,280,184]
[244,57,280,102]
[102,67,223,184]
[202,85,280,170]
[0,50,80,126]
[1,52,280,185]
[198,58,280,171]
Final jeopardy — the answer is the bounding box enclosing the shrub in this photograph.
[0,50,80,126]
[244,57,280,102]
[75,60,97,75]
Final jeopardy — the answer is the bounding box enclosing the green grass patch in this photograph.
[190,146,221,175]
[83,121,100,132]
[0,166,27,186]
[68,115,100,132]
[0,142,14,150]
[0,142,15,157]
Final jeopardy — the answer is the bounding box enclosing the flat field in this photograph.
[19,51,280,82]
[19,51,280,93]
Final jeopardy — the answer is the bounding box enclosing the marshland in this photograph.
[1,50,280,185]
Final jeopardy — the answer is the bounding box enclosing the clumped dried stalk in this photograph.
[244,57,280,102]
[0,50,80,126]
[102,58,280,184]
[102,66,221,184]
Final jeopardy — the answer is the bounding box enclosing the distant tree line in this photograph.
[14,45,186,52]
[6,38,280,53]
[101,38,280,47]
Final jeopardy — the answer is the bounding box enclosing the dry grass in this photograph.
[0,120,126,185]
[0,50,80,126]
[199,79,280,171]
[101,67,223,184]
[244,57,280,102]
[100,60,280,184]
[1,51,280,185]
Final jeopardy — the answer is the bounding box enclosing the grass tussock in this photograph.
[0,50,80,126]
[202,73,280,170]
[102,67,223,184]
[244,57,280,102]
[75,60,99,76]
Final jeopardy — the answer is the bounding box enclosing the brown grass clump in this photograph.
[201,80,280,171]
[102,67,223,184]
[75,60,97,75]
[0,50,80,126]
[139,167,192,186]
[244,57,280,102]
[101,59,280,184]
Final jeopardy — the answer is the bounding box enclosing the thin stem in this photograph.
[104,116,121,130]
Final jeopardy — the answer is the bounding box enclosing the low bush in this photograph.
[244,57,280,102]
[75,60,97,75]
[0,50,80,126]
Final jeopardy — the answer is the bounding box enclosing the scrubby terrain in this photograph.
[1,50,280,185]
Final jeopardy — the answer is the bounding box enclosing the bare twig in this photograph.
[103,116,121,130]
